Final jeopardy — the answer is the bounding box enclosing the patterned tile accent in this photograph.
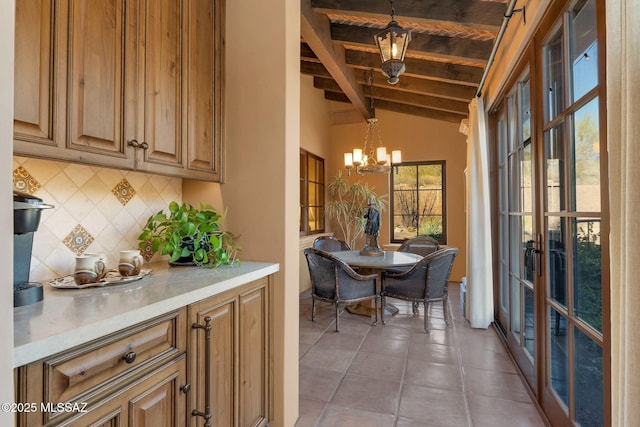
[13,156,183,282]
[64,224,95,256]
[140,240,155,262]
[13,165,41,194]
[112,178,136,206]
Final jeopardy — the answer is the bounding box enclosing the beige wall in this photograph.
[218,0,300,425]
[326,108,468,282]
[1,1,14,422]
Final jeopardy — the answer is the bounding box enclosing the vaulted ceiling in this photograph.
[300,0,509,123]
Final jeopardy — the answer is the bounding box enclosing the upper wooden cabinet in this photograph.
[13,0,224,182]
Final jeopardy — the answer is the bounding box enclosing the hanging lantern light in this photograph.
[374,0,411,85]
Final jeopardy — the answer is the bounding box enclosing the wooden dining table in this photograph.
[332,250,423,317]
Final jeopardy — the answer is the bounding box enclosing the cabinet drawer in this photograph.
[45,310,184,404]
[24,310,185,423]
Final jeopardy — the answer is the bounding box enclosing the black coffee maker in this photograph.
[14,191,54,307]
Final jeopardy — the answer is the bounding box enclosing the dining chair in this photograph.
[304,247,378,332]
[397,235,440,256]
[381,247,458,332]
[313,236,351,252]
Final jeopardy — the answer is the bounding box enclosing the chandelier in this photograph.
[344,70,401,176]
[374,0,411,85]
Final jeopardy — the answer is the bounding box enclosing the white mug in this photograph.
[74,255,107,285]
[84,252,109,269]
[119,250,144,277]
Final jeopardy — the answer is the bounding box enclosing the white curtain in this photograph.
[464,97,494,328]
[607,1,640,424]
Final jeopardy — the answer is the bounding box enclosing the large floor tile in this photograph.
[398,384,469,426]
[404,359,463,391]
[463,366,533,403]
[360,334,410,358]
[299,346,356,373]
[317,404,397,427]
[459,347,518,374]
[294,397,327,427]
[331,374,401,414]
[407,341,460,365]
[299,366,344,402]
[314,331,366,351]
[467,394,547,427]
[347,351,405,382]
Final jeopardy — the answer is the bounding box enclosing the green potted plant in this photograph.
[138,201,238,267]
[326,171,387,249]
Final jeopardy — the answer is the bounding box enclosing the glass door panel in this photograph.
[572,98,600,213]
[549,307,569,405]
[574,327,604,426]
[572,217,602,333]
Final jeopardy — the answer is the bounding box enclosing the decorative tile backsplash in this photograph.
[13,156,182,282]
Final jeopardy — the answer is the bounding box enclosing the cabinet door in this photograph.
[66,0,132,163]
[13,0,58,146]
[135,0,184,172]
[188,278,270,427]
[189,297,235,427]
[184,0,222,180]
[239,286,269,427]
[58,356,187,427]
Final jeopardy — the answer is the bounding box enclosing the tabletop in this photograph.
[332,250,423,269]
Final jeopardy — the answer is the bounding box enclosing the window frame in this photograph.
[299,149,325,236]
[389,160,447,244]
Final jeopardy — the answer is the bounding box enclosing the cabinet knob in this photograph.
[122,350,137,364]
[128,139,140,148]
[140,141,149,150]
[180,384,191,394]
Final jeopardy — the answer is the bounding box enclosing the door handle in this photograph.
[192,316,212,427]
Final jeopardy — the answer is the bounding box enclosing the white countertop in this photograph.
[13,261,279,367]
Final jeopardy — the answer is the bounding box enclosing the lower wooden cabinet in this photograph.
[14,276,272,427]
[188,277,270,427]
[15,310,187,427]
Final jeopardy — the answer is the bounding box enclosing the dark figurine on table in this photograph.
[361,196,383,256]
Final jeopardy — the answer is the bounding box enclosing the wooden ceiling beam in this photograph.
[355,72,477,101]
[313,77,469,114]
[331,23,492,65]
[300,59,478,101]
[344,50,483,85]
[301,0,369,118]
[323,91,467,124]
[310,0,505,30]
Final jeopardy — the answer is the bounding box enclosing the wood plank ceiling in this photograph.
[300,0,508,123]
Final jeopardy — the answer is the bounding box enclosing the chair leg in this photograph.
[380,294,386,325]
[424,300,430,333]
[335,303,341,332]
[412,301,419,315]
[311,296,317,323]
[372,296,379,326]
[443,294,450,326]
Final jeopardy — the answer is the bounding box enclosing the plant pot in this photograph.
[169,235,212,266]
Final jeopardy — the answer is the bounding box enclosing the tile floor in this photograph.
[297,283,549,427]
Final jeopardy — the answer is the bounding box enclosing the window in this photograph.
[390,161,446,243]
[299,149,325,235]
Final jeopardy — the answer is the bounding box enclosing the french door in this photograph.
[496,69,538,387]
[493,0,608,425]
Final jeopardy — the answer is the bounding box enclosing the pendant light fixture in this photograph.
[374,0,411,85]
[344,70,401,176]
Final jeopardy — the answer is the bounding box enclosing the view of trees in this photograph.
[392,163,444,242]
